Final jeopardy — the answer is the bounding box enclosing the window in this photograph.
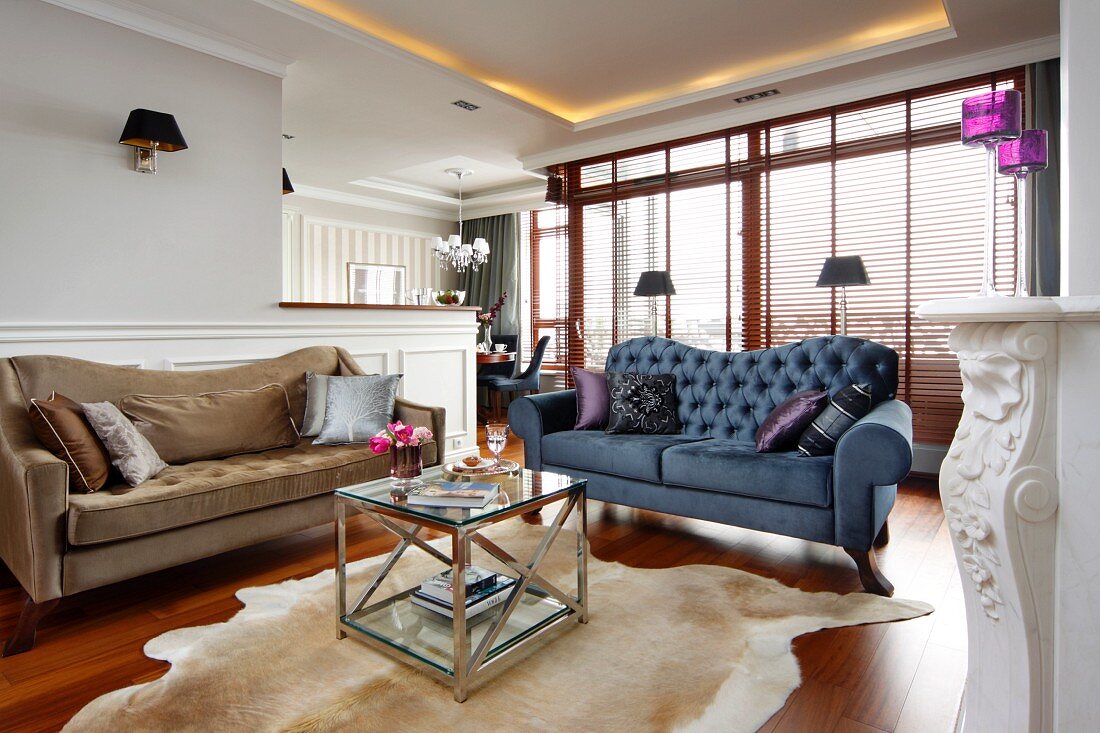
[532,69,1024,446]
[529,206,569,372]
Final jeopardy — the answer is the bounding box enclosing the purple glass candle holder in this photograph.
[998,129,1048,176]
[961,89,1022,297]
[997,129,1048,297]
[961,90,1022,147]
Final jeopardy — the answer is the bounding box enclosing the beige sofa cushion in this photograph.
[10,345,363,429]
[66,438,438,546]
[119,384,300,464]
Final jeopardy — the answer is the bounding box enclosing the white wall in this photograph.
[1060,0,1100,297]
[1055,0,1100,728]
[0,1,282,322]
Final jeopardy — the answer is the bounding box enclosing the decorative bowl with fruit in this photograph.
[433,289,466,306]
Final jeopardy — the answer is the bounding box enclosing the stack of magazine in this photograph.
[411,566,515,620]
[405,481,499,508]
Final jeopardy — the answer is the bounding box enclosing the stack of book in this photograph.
[405,481,499,508]
[411,566,515,620]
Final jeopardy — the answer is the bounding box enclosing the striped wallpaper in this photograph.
[293,215,442,303]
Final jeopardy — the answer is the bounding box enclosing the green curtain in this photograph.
[1031,59,1060,296]
[462,213,521,351]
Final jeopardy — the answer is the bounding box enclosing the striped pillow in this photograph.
[797,383,872,457]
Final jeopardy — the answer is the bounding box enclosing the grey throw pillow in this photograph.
[314,374,402,445]
[82,401,168,486]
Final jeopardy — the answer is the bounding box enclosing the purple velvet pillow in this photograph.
[755,390,829,453]
[571,366,610,430]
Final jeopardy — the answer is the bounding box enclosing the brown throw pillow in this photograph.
[118,384,300,465]
[28,392,112,492]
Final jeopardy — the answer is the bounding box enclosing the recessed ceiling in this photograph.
[76,0,1059,214]
[286,0,953,127]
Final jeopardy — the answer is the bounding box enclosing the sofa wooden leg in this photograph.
[874,520,890,548]
[844,548,894,597]
[3,594,59,656]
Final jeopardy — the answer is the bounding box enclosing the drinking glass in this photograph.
[485,423,508,467]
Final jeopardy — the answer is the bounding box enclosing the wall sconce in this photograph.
[282,168,294,195]
[118,109,187,174]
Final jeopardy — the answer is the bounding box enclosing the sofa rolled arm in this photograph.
[832,399,914,551]
[394,397,446,461]
[508,390,577,470]
[0,362,68,603]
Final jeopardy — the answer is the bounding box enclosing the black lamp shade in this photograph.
[282,168,294,195]
[118,109,187,151]
[634,270,676,297]
[816,256,870,287]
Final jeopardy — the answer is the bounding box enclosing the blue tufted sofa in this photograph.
[509,335,913,596]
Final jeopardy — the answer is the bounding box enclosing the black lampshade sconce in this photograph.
[282,168,295,195]
[118,109,187,174]
[633,270,676,336]
[816,255,870,336]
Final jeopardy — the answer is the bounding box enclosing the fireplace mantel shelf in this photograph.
[918,295,1100,322]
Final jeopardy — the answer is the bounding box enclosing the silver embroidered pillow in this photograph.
[82,401,167,486]
[314,374,402,445]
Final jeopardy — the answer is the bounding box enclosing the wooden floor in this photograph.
[0,429,965,733]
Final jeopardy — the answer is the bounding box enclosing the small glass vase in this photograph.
[389,444,423,499]
[480,322,493,352]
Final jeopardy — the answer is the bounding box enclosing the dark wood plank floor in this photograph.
[0,429,965,733]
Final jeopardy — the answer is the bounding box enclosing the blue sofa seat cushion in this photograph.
[662,439,834,508]
[541,431,704,483]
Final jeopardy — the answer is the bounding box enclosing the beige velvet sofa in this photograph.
[0,346,444,655]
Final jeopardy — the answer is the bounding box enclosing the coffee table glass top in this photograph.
[335,464,583,527]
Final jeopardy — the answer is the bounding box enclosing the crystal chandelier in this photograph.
[431,168,490,272]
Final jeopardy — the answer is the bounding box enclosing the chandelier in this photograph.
[431,168,490,272]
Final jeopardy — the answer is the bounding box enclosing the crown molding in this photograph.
[41,0,292,78]
[289,185,454,220]
[249,0,572,127]
[522,34,1061,169]
[572,25,958,131]
[296,179,548,220]
[350,178,459,206]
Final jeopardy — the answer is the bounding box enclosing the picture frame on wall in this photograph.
[347,263,406,305]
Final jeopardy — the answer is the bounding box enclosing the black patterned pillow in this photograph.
[797,383,873,456]
[605,372,681,435]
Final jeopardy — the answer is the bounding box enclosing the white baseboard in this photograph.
[912,442,947,476]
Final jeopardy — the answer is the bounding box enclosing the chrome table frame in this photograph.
[335,481,587,702]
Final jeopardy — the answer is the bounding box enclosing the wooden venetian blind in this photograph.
[537,69,1024,443]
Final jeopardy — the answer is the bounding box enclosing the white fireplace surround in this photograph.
[918,295,1100,732]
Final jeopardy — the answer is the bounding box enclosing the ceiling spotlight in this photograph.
[451,100,480,111]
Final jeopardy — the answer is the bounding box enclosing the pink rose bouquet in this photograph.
[368,420,434,454]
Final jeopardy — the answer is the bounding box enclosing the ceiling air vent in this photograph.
[451,100,480,111]
[734,89,780,104]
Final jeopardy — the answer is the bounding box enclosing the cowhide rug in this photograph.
[63,523,931,732]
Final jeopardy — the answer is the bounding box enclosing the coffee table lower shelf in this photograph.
[339,585,574,680]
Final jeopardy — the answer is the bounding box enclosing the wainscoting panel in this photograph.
[398,347,470,441]
[0,315,478,461]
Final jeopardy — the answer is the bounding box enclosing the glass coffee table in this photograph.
[334,465,588,702]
